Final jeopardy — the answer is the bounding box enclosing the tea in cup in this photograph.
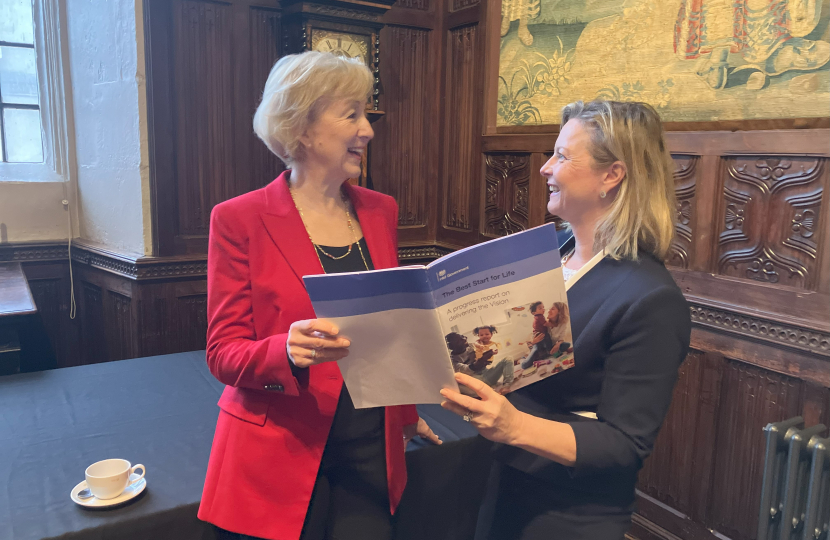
[85,459,146,500]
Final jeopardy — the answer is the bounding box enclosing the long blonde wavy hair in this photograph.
[560,100,676,261]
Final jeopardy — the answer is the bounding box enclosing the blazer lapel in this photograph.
[260,172,324,284]
[346,183,395,270]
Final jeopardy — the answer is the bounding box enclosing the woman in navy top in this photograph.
[441,100,692,540]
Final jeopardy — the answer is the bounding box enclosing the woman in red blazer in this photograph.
[198,52,438,540]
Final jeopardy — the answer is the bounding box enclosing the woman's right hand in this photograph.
[286,319,351,369]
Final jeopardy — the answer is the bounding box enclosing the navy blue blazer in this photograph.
[494,243,691,510]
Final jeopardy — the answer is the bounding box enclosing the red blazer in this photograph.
[198,171,419,540]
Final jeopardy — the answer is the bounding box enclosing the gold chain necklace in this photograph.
[289,187,370,271]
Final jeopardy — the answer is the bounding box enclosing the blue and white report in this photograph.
[304,223,575,408]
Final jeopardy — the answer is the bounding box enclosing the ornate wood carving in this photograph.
[451,0,480,11]
[304,4,382,21]
[483,153,530,237]
[372,26,431,228]
[668,155,698,269]
[248,7,285,191]
[395,0,429,10]
[0,244,68,262]
[717,157,826,291]
[689,302,830,357]
[708,361,803,540]
[71,244,207,281]
[398,245,455,261]
[444,25,479,231]
[783,190,822,259]
[174,1,236,237]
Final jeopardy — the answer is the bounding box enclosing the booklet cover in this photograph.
[303,223,574,408]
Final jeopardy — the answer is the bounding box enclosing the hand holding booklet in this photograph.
[303,223,575,408]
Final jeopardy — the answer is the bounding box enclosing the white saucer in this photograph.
[70,473,147,508]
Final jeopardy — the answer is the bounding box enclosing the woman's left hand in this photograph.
[403,417,442,445]
[440,373,525,445]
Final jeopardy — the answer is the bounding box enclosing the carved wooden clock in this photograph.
[282,0,395,112]
[282,0,394,187]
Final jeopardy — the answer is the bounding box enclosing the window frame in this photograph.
[0,0,74,183]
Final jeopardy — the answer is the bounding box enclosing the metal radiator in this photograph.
[758,416,829,540]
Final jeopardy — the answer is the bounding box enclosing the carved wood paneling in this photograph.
[483,153,530,237]
[106,292,134,362]
[444,25,479,232]
[450,0,479,11]
[373,26,431,228]
[717,157,827,290]
[81,282,106,365]
[395,0,429,10]
[638,351,722,524]
[669,155,698,269]
[176,294,209,352]
[248,7,285,191]
[24,278,64,371]
[174,1,236,237]
[708,361,803,540]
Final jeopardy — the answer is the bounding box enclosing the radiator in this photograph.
[758,416,829,540]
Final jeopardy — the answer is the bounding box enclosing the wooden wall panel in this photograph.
[145,0,283,256]
[483,153,530,237]
[19,263,80,371]
[668,156,699,270]
[372,25,432,229]
[638,351,723,525]
[707,361,803,540]
[442,24,480,239]
[716,157,827,291]
[80,282,106,365]
[247,7,285,192]
[174,1,236,238]
[105,292,134,362]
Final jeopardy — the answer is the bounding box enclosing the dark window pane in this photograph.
[3,107,43,162]
[0,46,39,105]
[0,0,35,45]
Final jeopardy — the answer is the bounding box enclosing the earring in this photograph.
[599,190,607,199]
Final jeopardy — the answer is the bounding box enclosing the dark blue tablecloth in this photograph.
[0,351,490,540]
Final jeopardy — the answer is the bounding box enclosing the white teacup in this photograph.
[85,459,146,500]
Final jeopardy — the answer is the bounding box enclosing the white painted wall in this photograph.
[0,182,71,243]
[0,0,151,255]
[64,0,149,256]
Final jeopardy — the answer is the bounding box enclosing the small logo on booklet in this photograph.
[436,266,469,282]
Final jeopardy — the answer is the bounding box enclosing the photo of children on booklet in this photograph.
[443,299,575,395]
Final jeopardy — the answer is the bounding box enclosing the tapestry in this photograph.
[497,0,830,125]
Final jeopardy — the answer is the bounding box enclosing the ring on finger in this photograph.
[311,348,318,360]
[462,411,474,422]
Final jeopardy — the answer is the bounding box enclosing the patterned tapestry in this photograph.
[497,0,830,125]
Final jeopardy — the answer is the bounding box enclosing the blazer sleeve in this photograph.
[568,285,690,476]
[382,197,420,426]
[205,205,301,396]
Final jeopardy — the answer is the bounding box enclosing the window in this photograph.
[0,0,44,163]
[0,0,72,182]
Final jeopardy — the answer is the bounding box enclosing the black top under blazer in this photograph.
[494,240,692,511]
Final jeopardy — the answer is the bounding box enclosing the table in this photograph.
[0,351,491,540]
[0,262,36,375]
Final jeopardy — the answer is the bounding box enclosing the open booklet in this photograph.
[303,223,574,408]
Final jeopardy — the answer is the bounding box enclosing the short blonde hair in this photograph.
[561,100,676,261]
[253,51,373,166]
